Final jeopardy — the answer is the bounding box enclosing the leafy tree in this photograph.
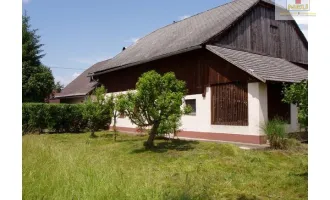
[107,94,122,141]
[54,81,64,92]
[282,80,308,130]
[116,70,190,148]
[82,85,112,137]
[22,12,54,102]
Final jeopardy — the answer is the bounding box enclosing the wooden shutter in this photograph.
[211,82,248,126]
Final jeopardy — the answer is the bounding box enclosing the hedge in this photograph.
[23,103,87,134]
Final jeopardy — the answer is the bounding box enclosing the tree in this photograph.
[107,94,122,141]
[282,80,308,130]
[22,12,54,102]
[116,70,190,148]
[54,81,64,92]
[82,85,112,137]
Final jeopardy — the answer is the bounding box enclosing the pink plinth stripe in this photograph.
[111,126,266,144]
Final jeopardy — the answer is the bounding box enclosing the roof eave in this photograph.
[205,45,266,82]
[91,45,203,76]
[265,78,307,83]
[54,94,87,99]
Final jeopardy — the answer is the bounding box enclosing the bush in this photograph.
[82,85,113,137]
[22,103,87,134]
[282,80,308,130]
[261,118,287,149]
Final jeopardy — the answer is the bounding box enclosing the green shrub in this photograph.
[282,80,308,130]
[82,86,113,137]
[23,103,48,134]
[22,103,87,134]
[261,118,287,149]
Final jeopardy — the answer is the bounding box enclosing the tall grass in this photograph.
[23,132,307,200]
[262,118,288,149]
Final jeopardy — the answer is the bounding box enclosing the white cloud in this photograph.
[55,72,81,86]
[72,72,81,79]
[22,0,31,4]
[178,15,191,20]
[124,37,140,44]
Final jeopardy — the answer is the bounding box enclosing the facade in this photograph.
[88,0,307,144]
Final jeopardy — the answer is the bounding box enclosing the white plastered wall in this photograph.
[105,91,137,129]
[181,82,267,136]
[106,82,299,135]
[287,103,299,132]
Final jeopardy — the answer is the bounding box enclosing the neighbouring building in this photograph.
[55,59,110,103]
[86,0,308,144]
[47,90,60,103]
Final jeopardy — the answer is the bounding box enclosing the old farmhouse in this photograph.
[61,0,308,144]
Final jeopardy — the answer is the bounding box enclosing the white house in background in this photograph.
[85,0,307,144]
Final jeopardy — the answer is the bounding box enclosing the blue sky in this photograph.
[23,0,308,86]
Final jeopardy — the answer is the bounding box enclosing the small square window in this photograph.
[185,99,196,116]
[270,25,278,34]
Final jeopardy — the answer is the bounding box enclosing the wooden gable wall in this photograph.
[210,3,308,64]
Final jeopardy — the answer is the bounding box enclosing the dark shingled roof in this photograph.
[93,0,262,74]
[55,59,110,98]
[206,45,308,83]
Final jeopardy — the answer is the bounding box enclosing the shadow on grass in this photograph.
[294,172,308,180]
[99,133,114,138]
[222,194,261,200]
[98,132,146,143]
[236,194,261,200]
[131,139,199,153]
[163,192,207,200]
[163,192,260,200]
[89,134,99,139]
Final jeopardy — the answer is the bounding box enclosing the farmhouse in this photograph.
[55,59,110,103]
[87,0,308,144]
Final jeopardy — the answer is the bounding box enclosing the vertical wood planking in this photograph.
[211,82,248,126]
[212,4,308,64]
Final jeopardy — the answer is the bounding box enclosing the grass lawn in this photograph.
[23,132,308,200]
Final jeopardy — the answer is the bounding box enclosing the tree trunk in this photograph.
[113,115,117,141]
[90,130,96,138]
[145,122,159,148]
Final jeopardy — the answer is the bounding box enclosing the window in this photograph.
[270,25,278,34]
[185,99,196,116]
[270,24,281,57]
[211,82,248,126]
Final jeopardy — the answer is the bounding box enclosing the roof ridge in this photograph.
[122,0,258,53]
[202,0,260,44]
[95,0,265,73]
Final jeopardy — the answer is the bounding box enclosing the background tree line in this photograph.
[23,12,63,102]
